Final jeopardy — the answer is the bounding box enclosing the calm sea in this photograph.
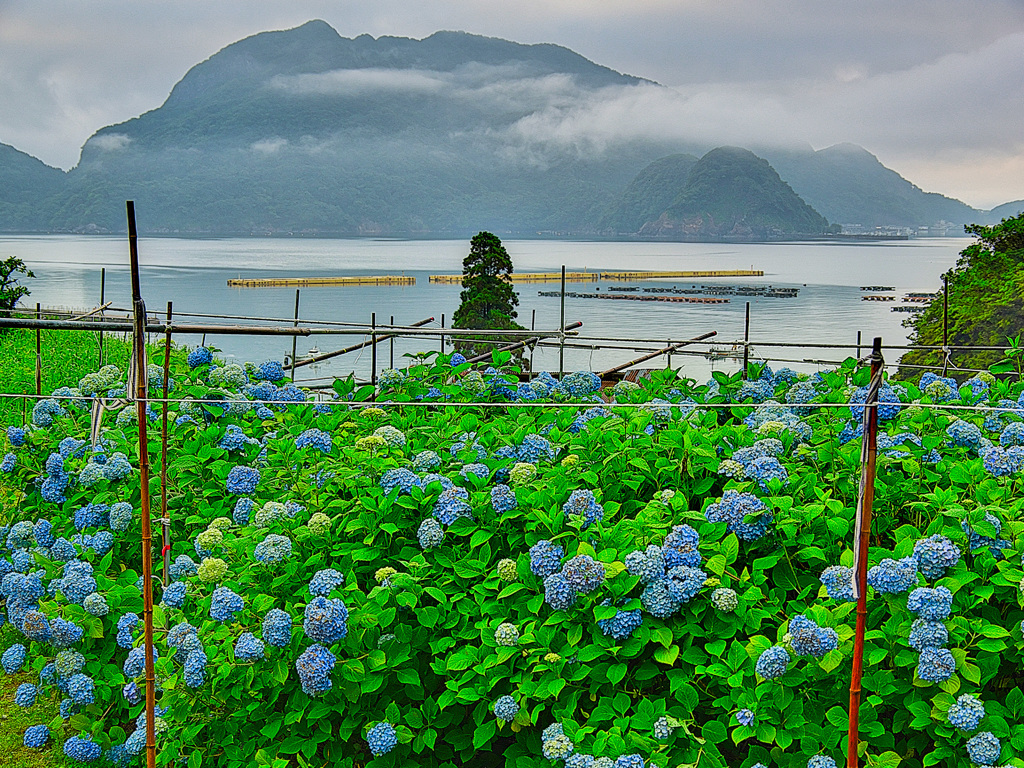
[0,235,967,384]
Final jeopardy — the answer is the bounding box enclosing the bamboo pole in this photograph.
[35,303,41,396]
[848,336,883,768]
[290,289,300,382]
[289,318,435,370]
[160,301,172,597]
[99,268,106,367]
[440,314,445,355]
[390,315,394,369]
[559,266,566,379]
[600,331,717,376]
[126,201,157,768]
[463,322,584,365]
[942,274,949,376]
[370,313,377,387]
[742,301,750,380]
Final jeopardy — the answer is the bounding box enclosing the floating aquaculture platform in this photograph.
[537,291,728,304]
[642,285,797,298]
[860,286,895,291]
[428,269,763,284]
[227,275,415,288]
[862,295,896,301]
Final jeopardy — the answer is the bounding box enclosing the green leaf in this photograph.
[654,645,680,665]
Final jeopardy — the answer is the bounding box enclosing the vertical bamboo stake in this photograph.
[847,336,883,768]
[289,289,300,379]
[370,312,377,387]
[160,301,172,595]
[35,303,41,396]
[126,201,157,768]
[942,273,949,376]
[390,315,395,369]
[856,330,862,360]
[440,314,445,355]
[559,266,566,379]
[99,268,106,367]
[742,301,750,380]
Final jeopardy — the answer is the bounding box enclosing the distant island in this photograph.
[0,20,1019,239]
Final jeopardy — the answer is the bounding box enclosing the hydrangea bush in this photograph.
[0,353,1023,767]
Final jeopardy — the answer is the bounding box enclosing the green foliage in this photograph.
[0,258,35,314]
[5,351,1024,767]
[451,232,526,359]
[899,214,1024,378]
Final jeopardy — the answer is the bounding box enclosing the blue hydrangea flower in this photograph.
[615,756,644,768]
[123,646,158,678]
[494,623,519,646]
[162,581,186,609]
[14,683,37,707]
[819,565,855,601]
[543,573,579,610]
[597,599,643,640]
[912,535,960,579]
[296,644,335,696]
[187,346,212,368]
[907,586,953,620]
[309,569,345,597]
[67,673,95,705]
[493,694,519,721]
[640,579,681,618]
[295,428,333,454]
[662,524,702,567]
[303,596,349,643]
[735,709,755,726]
[63,735,102,762]
[184,648,208,688]
[542,733,575,760]
[417,518,445,550]
[169,555,198,581]
[866,557,918,594]
[0,453,15,472]
[705,491,772,541]
[51,617,84,649]
[529,540,564,578]
[254,534,293,564]
[908,619,948,651]
[966,732,1001,765]
[367,721,398,756]
[210,586,244,622]
[381,468,422,496]
[625,545,666,583]
[21,610,51,641]
[947,694,985,732]
[412,450,441,471]
[756,645,790,679]
[849,383,901,422]
[665,565,706,603]
[561,555,605,593]
[807,757,837,768]
[263,609,292,647]
[491,484,518,514]
[563,489,604,529]
[2,643,26,674]
[55,649,86,678]
[226,466,260,495]
[789,615,839,658]
[83,592,109,616]
[917,647,956,682]
[746,456,790,491]
[234,632,265,662]
[23,724,48,748]
[7,426,27,447]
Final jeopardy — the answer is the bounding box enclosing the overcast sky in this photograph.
[2,0,1022,209]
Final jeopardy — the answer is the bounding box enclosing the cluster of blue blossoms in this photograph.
[621,524,707,620]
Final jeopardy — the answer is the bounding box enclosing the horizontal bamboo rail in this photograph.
[227,275,415,287]
[428,269,763,284]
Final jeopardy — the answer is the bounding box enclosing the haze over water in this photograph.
[0,235,967,384]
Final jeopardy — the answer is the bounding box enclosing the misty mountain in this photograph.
[634,147,830,239]
[0,20,1011,237]
[600,154,699,234]
[985,199,1024,224]
[760,143,978,229]
[0,143,65,230]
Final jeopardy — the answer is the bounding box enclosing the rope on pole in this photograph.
[160,301,173,606]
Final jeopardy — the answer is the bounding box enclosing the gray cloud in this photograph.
[0,0,1022,207]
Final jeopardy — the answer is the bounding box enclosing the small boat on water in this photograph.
[706,344,749,361]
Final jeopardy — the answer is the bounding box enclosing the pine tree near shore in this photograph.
[451,232,525,360]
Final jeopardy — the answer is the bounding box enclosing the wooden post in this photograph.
[35,303,41,396]
[160,301,172,597]
[370,312,377,387]
[856,330,862,359]
[559,266,566,379]
[440,314,445,355]
[390,315,394,369]
[126,201,157,768]
[742,301,750,380]
[848,336,883,768]
[290,289,300,381]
